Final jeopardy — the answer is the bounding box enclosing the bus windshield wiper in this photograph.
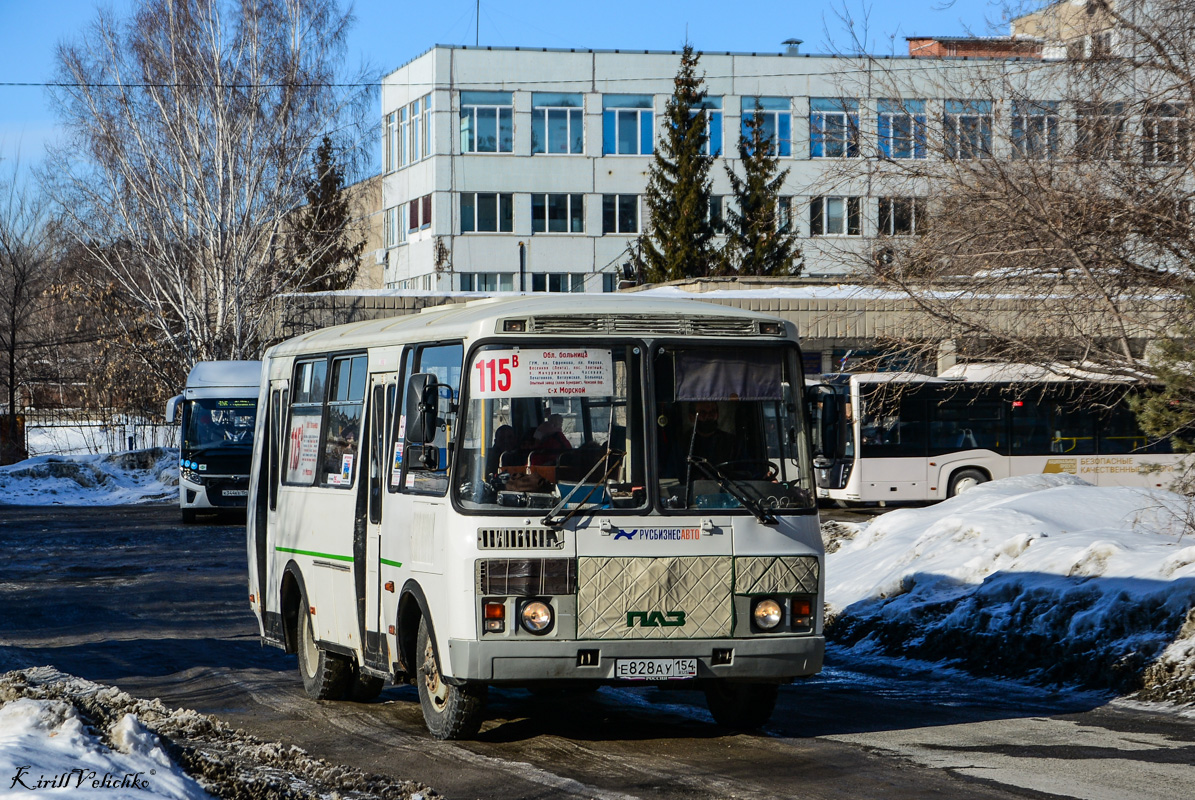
[541,450,625,530]
[687,456,778,525]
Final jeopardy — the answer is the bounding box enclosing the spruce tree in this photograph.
[722,102,801,276]
[634,44,718,283]
[287,135,365,293]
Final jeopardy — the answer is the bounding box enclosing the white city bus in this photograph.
[808,364,1184,504]
[166,360,261,522]
[246,295,823,738]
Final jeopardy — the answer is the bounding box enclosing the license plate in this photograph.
[223,489,249,497]
[614,657,697,680]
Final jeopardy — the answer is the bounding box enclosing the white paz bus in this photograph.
[247,295,823,738]
[808,363,1184,504]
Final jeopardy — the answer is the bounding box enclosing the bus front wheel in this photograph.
[704,681,779,730]
[297,602,351,700]
[948,469,988,497]
[416,617,486,740]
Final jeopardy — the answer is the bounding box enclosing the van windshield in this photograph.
[653,345,815,513]
[184,398,257,450]
[455,344,647,511]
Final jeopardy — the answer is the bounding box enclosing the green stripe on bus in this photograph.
[379,558,403,568]
[275,546,353,562]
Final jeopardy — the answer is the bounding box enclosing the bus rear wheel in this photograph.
[704,681,779,730]
[416,617,486,740]
[297,602,351,700]
[948,469,988,497]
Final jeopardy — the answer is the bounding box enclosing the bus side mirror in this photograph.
[405,373,440,444]
[165,395,183,423]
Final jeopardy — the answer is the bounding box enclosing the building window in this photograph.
[399,106,410,166]
[878,197,925,236]
[603,95,654,155]
[1143,102,1189,164]
[741,96,791,157]
[707,195,724,234]
[602,273,618,292]
[409,96,422,163]
[689,97,723,156]
[810,98,859,158]
[384,112,399,172]
[531,193,584,233]
[459,272,514,291]
[944,99,993,159]
[602,194,639,233]
[532,93,584,154]
[531,273,586,292]
[384,206,407,248]
[777,196,793,233]
[460,192,513,233]
[1011,100,1060,160]
[877,99,926,159]
[460,91,513,153]
[810,196,861,236]
[409,194,432,232]
[1076,102,1125,160]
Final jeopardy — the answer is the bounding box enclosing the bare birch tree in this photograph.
[43,0,374,378]
[0,160,66,462]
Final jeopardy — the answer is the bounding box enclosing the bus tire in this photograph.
[416,617,486,740]
[181,508,197,524]
[704,681,779,730]
[948,469,988,497]
[345,671,385,703]
[297,602,351,700]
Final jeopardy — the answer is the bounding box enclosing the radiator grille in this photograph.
[526,314,762,337]
[576,556,733,640]
[734,556,819,595]
[476,558,576,596]
[477,527,563,550]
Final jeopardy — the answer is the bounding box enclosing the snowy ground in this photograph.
[0,448,178,505]
[0,668,436,800]
[824,474,1195,704]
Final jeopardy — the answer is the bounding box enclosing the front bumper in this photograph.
[446,635,824,683]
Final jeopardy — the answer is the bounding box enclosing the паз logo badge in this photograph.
[626,610,686,627]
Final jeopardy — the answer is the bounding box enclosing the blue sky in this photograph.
[0,0,1006,169]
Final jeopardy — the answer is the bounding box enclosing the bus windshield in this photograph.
[456,344,647,511]
[183,398,257,450]
[654,345,815,513]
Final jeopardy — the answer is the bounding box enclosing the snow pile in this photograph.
[825,474,1195,701]
[0,698,211,799]
[0,448,178,506]
[0,667,437,800]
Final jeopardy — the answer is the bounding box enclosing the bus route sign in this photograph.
[470,348,613,398]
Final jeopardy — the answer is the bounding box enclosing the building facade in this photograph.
[379,44,1063,292]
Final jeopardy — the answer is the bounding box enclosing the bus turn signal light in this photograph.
[484,601,506,633]
[791,597,813,631]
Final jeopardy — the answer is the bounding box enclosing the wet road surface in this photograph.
[1,505,1193,800]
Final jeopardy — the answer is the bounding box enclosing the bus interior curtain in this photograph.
[674,351,782,402]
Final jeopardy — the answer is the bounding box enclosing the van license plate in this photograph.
[614,658,697,680]
[223,489,249,497]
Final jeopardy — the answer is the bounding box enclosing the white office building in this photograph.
[379,44,1056,292]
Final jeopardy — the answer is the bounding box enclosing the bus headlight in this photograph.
[181,466,205,485]
[752,598,783,630]
[519,600,553,634]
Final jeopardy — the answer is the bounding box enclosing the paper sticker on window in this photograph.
[391,444,404,485]
[470,348,613,398]
[341,453,354,482]
[286,415,322,483]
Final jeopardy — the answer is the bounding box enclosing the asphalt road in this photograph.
[1,505,1193,800]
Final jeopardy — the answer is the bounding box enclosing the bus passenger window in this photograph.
[321,355,368,488]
